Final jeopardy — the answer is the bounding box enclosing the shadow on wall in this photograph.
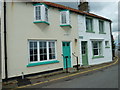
[60,26,72,35]
[34,23,50,32]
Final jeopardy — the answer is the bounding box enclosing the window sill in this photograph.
[99,32,106,34]
[105,47,110,48]
[27,60,59,67]
[86,31,95,33]
[33,21,50,25]
[60,24,72,28]
[92,56,104,59]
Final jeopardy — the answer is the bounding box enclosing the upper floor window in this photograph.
[60,10,70,25]
[86,17,93,32]
[99,20,104,33]
[34,3,48,23]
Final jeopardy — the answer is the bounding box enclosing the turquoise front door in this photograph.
[81,41,88,66]
[62,42,71,69]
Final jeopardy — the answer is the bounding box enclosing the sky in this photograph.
[0,0,119,43]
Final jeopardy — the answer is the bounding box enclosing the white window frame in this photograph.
[92,41,103,56]
[60,10,70,25]
[34,4,48,22]
[28,40,57,63]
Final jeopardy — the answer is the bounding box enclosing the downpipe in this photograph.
[4,1,8,81]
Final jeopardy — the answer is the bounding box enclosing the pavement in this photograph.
[2,56,118,89]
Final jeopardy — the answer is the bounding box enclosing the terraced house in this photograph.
[78,14,112,66]
[1,1,112,80]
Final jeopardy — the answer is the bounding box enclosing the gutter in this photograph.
[4,1,8,80]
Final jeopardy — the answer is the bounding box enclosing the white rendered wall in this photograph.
[78,15,112,65]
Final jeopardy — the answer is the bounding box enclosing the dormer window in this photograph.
[60,10,71,27]
[33,3,49,25]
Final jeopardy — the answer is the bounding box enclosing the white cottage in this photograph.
[78,15,112,66]
[1,1,112,80]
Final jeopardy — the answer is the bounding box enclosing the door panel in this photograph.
[62,42,71,69]
[81,41,88,66]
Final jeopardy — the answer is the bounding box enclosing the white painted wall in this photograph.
[78,15,112,65]
[1,2,80,79]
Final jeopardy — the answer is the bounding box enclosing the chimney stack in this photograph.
[78,0,89,13]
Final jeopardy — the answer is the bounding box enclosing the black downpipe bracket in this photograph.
[4,1,8,81]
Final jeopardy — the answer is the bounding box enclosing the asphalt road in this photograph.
[26,64,118,88]
[42,64,118,88]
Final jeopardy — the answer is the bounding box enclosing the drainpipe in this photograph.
[110,21,114,60]
[4,1,8,81]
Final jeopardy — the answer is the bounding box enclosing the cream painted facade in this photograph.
[1,2,80,79]
[1,2,112,79]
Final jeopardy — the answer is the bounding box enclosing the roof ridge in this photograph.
[34,1,111,22]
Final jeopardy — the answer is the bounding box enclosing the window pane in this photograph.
[40,55,44,61]
[49,54,55,59]
[63,43,65,46]
[38,6,41,20]
[93,49,98,55]
[35,6,41,20]
[30,49,33,54]
[49,42,55,60]
[40,49,43,54]
[30,42,33,49]
[30,56,33,62]
[105,41,109,47]
[99,21,104,33]
[61,12,66,24]
[35,7,38,20]
[86,18,92,31]
[93,42,98,48]
[34,55,37,61]
[29,41,38,62]
[86,19,89,31]
[45,8,48,21]
[39,41,47,61]
[99,49,102,56]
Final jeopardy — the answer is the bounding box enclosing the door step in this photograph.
[80,65,91,69]
[64,68,77,73]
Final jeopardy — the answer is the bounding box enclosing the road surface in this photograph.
[27,64,118,88]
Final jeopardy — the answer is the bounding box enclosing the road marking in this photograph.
[13,59,118,89]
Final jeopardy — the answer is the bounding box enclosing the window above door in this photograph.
[60,10,71,27]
